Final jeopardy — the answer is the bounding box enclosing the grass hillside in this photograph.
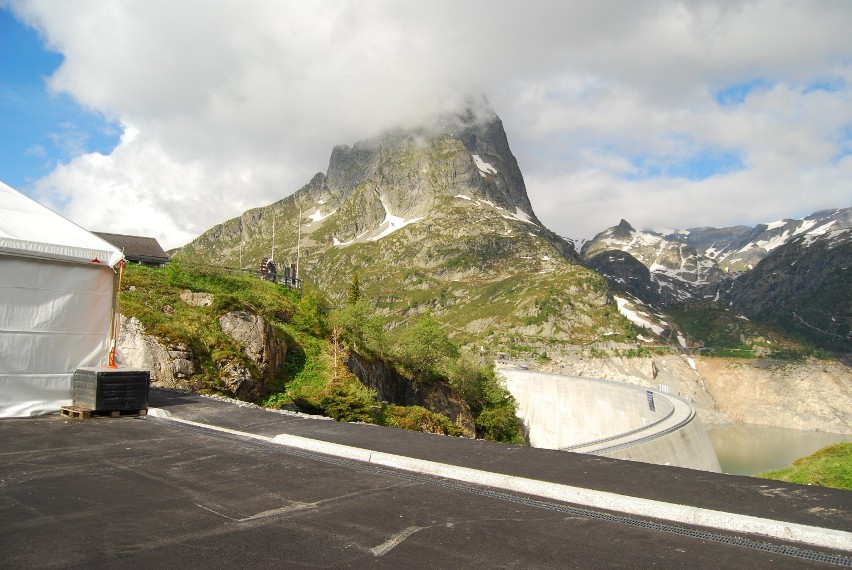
[120,261,524,443]
[758,443,852,490]
[178,195,638,359]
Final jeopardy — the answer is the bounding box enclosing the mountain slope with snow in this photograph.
[671,208,852,273]
[582,209,852,308]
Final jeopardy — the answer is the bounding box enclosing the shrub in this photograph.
[329,300,386,356]
[447,355,525,443]
[291,287,329,337]
[394,313,459,383]
[377,404,465,437]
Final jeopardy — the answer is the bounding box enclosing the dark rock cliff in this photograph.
[346,352,476,437]
[726,228,852,353]
[585,249,663,306]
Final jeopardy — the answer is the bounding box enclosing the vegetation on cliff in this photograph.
[666,300,829,360]
[120,261,524,443]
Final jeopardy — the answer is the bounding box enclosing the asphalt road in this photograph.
[1,390,850,568]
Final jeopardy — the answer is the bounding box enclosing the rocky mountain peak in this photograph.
[613,219,635,237]
[303,96,539,232]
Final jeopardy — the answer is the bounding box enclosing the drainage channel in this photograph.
[153,418,852,567]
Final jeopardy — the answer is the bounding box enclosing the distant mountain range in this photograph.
[583,211,851,353]
[583,208,851,287]
[176,98,851,356]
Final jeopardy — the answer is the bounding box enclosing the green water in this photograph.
[707,423,852,476]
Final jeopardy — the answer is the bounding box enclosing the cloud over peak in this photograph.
[4,0,851,247]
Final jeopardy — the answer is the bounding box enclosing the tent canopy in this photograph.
[0,181,124,267]
[1,181,125,417]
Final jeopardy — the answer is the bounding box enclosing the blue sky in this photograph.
[1,1,850,248]
[0,9,120,191]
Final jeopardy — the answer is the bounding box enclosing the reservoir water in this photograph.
[707,423,852,476]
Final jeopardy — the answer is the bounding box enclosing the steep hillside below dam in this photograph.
[534,353,852,434]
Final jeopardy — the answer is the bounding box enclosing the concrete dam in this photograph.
[499,367,721,472]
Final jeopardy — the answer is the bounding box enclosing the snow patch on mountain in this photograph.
[614,295,666,336]
[308,208,336,223]
[333,229,370,248]
[501,207,536,225]
[747,230,791,253]
[792,219,818,236]
[514,208,533,224]
[472,154,497,177]
[369,197,423,241]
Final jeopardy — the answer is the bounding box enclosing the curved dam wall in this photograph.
[499,368,721,473]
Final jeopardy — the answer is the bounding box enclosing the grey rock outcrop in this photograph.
[117,316,197,389]
[585,249,664,306]
[180,290,213,307]
[216,361,255,401]
[218,310,288,397]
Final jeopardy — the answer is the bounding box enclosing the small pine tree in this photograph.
[347,273,361,305]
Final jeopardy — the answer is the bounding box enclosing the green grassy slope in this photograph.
[758,443,852,490]
[120,261,524,443]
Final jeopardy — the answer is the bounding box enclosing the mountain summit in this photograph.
[179,100,629,351]
[294,95,542,245]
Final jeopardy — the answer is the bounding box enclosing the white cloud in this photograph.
[5,0,852,248]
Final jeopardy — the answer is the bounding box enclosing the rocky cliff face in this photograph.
[726,227,852,353]
[584,249,664,307]
[696,357,852,434]
[321,100,538,223]
[118,310,288,401]
[118,316,198,391]
[218,310,288,400]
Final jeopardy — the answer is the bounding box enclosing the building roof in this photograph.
[93,232,170,262]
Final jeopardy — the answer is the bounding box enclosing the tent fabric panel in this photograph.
[0,256,115,417]
[1,253,117,292]
[0,236,122,267]
[0,331,108,375]
[1,258,114,334]
[0,181,123,267]
[0,375,73,417]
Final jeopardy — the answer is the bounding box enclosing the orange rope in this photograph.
[107,260,126,368]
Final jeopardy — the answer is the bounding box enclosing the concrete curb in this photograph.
[156,413,852,553]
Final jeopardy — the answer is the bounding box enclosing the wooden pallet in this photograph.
[60,406,148,419]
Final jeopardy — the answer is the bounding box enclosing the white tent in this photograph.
[0,181,124,417]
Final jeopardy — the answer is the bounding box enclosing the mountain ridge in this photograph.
[176,98,849,357]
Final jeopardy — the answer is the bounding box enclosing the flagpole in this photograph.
[296,207,301,281]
